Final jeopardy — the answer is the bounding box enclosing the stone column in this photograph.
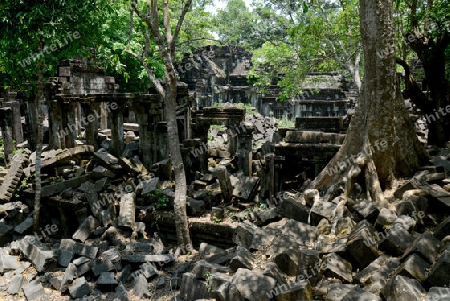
[62,102,78,148]
[135,105,153,167]
[100,102,108,130]
[24,99,38,151]
[48,98,64,149]
[109,102,124,157]
[83,102,99,150]
[216,165,233,202]
[0,107,14,161]
[237,122,254,176]
[7,101,24,144]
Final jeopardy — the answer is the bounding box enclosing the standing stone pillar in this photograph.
[48,98,64,149]
[216,165,233,202]
[135,104,153,168]
[6,101,24,144]
[62,102,77,148]
[100,102,108,130]
[237,122,254,176]
[76,103,82,135]
[109,102,124,157]
[0,107,14,161]
[82,101,99,150]
[127,109,136,123]
[24,99,38,151]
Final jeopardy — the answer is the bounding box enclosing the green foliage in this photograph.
[146,189,171,210]
[276,116,295,128]
[237,103,254,115]
[249,0,361,101]
[211,215,222,223]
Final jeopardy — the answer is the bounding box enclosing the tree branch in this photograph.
[126,49,165,97]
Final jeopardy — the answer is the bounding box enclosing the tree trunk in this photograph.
[165,80,192,252]
[309,0,427,205]
[33,40,44,232]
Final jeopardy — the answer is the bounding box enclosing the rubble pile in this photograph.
[0,141,450,300]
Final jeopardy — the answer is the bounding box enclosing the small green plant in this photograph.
[147,189,171,209]
[211,215,222,223]
[204,272,213,292]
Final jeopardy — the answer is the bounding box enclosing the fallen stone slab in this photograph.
[433,216,450,240]
[191,260,231,280]
[352,198,379,222]
[17,236,55,272]
[14,217,33,234]
[97,271,118,291]
[378,222,415,256]
[119,157,149,176]
[180,272,209,300]
[395,253,430,282]
[0,254,20,273]
[273,247,300,277]
[425,249,450,287]
[23,280,45,301]
[269,280,313,301]
[425,287,450,301]
[231,176,260,201]
[325,284,358,301]
[58,239,75,267]
[310,199,336,226]
[281,219,317,245]
[60,263,77,292]
[345,220,380,268]
[320,253,352,283]
[7,274,25,295]
[229,246,256,272]
[40,174,91,198]
[382,275,425,301]
[0,223,13,245]
[93,151,122,170]
[90,258,115,276]
[340,287,382,301]
[72,215,100,242]
[118,192,136,230]
[231,268,276,301]
[402,230,441,263]
[121,254,175,265]
[69,276,92,299]
[275,195,309,223]
[132,274,149,298]
[214,281,245,301]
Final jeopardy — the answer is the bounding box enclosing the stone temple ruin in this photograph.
[1,50,450,301]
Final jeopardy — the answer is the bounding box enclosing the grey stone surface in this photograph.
[434,216,450,240]
[273,247,299,276]
[271,280,313,301]
[118,192,136,230]
[352,198,379,222]
[426,250,450,287]
[231,268,276,301]
[191,260,231,279]
[275,196,309,223]
[7,274,25,295]
[229,246,255,272]
[17,236,55,272]
[72,215,100,242]
[425,287,450,301]
[97,272,118,291]
[376,208,397,227]
[310,199,336,226]
[69,276,92,299]
[383,275,425,301]
[280,219,317,245]
[215,281,245,301]
[58,239,75,267]
[402,230,441,263]
[121,254,174,264]
[320,253,352,283]
[14,217,33,234]
[132,274,149,298]
[23,280,45,301]
[0,254,20,272]
[179,272,210,300]
[379,222,415,256]
[60,263,77,292]
[186,197,205,217]
[396,254,430,282]
[345,220,380,268]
